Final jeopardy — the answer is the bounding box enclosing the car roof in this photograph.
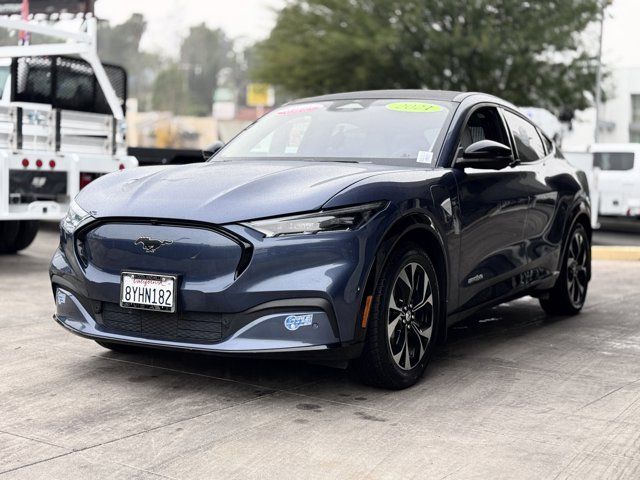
[289,89,478,104]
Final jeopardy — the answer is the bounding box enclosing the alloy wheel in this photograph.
[566,230,588,308]
[387,262,434,370]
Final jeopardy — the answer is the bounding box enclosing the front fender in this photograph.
[322,169,459,340]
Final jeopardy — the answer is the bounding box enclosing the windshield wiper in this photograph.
[298,158,360,164]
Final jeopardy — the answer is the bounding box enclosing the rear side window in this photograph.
[503,110,546,162]
[593,152,635,171]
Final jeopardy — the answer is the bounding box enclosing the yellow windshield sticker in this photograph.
[386,102,443,113]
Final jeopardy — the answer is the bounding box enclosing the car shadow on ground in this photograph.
[83,297,571,396]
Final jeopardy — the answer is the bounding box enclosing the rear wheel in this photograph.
[352,243,440,389]
[540,223,590,315]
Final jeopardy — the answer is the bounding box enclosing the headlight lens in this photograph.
[244,201,387,237]
[61,200,93,234]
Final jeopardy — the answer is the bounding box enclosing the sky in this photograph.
[95,0,640,68]
[95,0,286,54]
[599,0,640,68]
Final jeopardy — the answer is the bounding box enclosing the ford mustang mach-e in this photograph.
[50,90,591,389]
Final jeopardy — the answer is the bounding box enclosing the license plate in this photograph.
[120,272,177,313]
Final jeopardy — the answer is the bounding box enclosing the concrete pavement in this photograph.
[1,229,640,479]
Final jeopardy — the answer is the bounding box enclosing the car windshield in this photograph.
[216,98,453,167]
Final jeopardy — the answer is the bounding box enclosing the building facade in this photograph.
[565,67,640,147]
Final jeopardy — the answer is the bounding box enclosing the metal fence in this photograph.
[11,55,127,116]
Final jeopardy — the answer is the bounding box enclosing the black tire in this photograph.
[0,221,21,254]
[539,223,590,316]
[95,340,144,354]
[351,242,440,389]
[13,221,39,252]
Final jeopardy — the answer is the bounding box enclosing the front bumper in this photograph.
[49,217,384,358]
[53,287,346,355]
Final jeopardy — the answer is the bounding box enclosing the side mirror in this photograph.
[203,140,224,160]
[455,140,515,170]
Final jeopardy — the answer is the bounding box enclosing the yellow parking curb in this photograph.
[592,246,640,261]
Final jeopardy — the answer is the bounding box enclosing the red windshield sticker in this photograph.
[276,103,325,115]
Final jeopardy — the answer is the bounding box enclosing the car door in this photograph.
[452,105,530,312]
[501,109,561,279]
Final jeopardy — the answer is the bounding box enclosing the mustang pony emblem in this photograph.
[135,237,173,253]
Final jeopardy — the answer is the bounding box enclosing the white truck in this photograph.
[564,143,640,226]
[0,16,137,253]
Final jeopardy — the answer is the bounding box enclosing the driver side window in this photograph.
[457,106,509,157]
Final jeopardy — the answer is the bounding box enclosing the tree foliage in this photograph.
[0,14,243,115]
[253,0,603,113]
[180,23,236,115]
[100,17,237,115]
[150,23,240,115]
[151,63,189,114]
[98,14,161,110]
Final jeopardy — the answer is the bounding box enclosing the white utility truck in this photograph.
[564,143,640,227]
[0,16,136,253]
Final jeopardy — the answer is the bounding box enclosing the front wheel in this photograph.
[351,243,440,389]
[539,223,590,315]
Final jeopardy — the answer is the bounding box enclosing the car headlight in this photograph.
[61,199,93,234]
[244,201,387,237]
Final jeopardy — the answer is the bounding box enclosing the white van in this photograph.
[564,144,640,222]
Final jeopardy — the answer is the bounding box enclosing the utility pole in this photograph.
[594,0,611,143]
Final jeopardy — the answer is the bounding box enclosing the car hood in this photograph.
[77,160,406,224]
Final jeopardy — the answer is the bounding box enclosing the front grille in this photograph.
[99,303,225,343]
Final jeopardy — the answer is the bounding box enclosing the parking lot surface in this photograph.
[2,228,640,479]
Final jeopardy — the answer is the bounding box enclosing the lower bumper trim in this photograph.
[52,287,345,356]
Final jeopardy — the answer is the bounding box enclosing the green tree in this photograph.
[180,23,236,115]
[253,0,603,113]
[151,64,189,113]
[98,14,161,110]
